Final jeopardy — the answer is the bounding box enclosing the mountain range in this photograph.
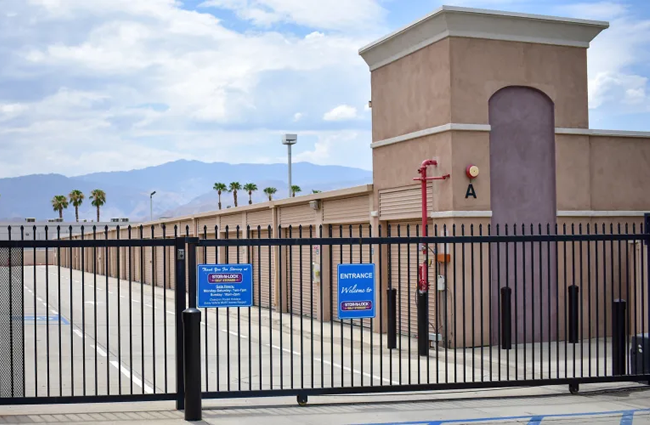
[0,160,373,222]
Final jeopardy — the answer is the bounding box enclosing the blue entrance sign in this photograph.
[337,263,376,320]
[197,264,253,308]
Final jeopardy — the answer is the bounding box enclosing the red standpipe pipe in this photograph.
[414,159,449,293]
[419,159,437,237]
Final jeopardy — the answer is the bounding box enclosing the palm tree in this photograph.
[263,187,277,201]
[68,189,85,222]
[229,182,242,207]
[243,183,258,205]
[312,190,321,194]
[51,195,69,220]
[90,189,106,222]
[213,182,227,210]
[291,185,302,197]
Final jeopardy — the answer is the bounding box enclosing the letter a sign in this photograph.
[337,263,376,319]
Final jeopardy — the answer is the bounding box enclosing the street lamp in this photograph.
[282,134,297,197]
[150,191,156,222]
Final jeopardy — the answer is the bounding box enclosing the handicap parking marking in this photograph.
[19,315,70,325]
[621,411,636,425]
[359,408,650,425]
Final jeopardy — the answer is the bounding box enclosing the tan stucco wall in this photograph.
[371,38,451,141]
[556,134,591,210]
[590,136,650,210]
[373,132,452,214]
[374,132,650,215]
[450,131,491,211]
[555,134,650,211]
[449,38,589,129]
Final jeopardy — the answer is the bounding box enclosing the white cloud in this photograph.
[589,73,648,109]
[555,1,627,21]
[0,0,377,177]
[552,2,650,114]
[323,105,358,121]
[199,0,386,32]
[292,130,372,170]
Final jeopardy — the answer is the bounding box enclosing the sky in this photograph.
[0,0,649,178]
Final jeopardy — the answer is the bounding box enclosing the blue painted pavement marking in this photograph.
[358,408,650,425]
[18,315,70,325]
[621,410,635,425]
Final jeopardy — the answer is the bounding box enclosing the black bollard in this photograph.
[417,291,429,356]
[387,288,397,349]
[183,308,202,421]
[568,285,579,344]
[612,299,627,376]
[501,287,512,350]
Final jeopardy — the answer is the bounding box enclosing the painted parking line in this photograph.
[90,344,108,357]
[110,361,154,394]
[359,408,650,425]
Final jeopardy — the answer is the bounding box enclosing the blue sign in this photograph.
[197,264,253,308]
[337,264,376,320]
[20,315,70,325]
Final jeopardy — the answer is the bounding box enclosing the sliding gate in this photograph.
[1,220,649,406]
[193,221,650,404]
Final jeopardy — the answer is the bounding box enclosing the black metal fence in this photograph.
[0,226,182,405]
[0,219,649,410]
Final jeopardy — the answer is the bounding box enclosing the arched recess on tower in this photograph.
[489,86,557,344]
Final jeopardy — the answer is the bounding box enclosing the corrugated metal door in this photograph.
[155,246,167,288]
[389,222,419,338]
[167,245,176,289]
[387,222,438,339]
[223,231,244,265]
[109,247,118,278]
[250,229,273,309]
[284,229,314,317]
[144,246,154,286]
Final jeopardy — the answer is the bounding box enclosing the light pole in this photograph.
[150,191,156,222]
[282,134,297,197]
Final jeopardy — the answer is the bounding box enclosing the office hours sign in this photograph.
[337,264,376,320]
[197,264,253,308]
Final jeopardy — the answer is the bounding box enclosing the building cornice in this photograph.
[359,5,608,71]
[372,125,650,148]
[555,128,650,138]
[371,123,491,148]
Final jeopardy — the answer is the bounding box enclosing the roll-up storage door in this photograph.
[284,229,313,317]
[387,222,438,339]
[250,229,273,309]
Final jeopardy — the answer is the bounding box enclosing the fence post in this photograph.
[612,299,627,376]
[387,288,397,349]
[645,214,650,368]
[183,308,202,420]
[183,238,202,421]
[501,287,512,350]
[175,237,187,410]
[417,291,429,356]
[568,285,579,344]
